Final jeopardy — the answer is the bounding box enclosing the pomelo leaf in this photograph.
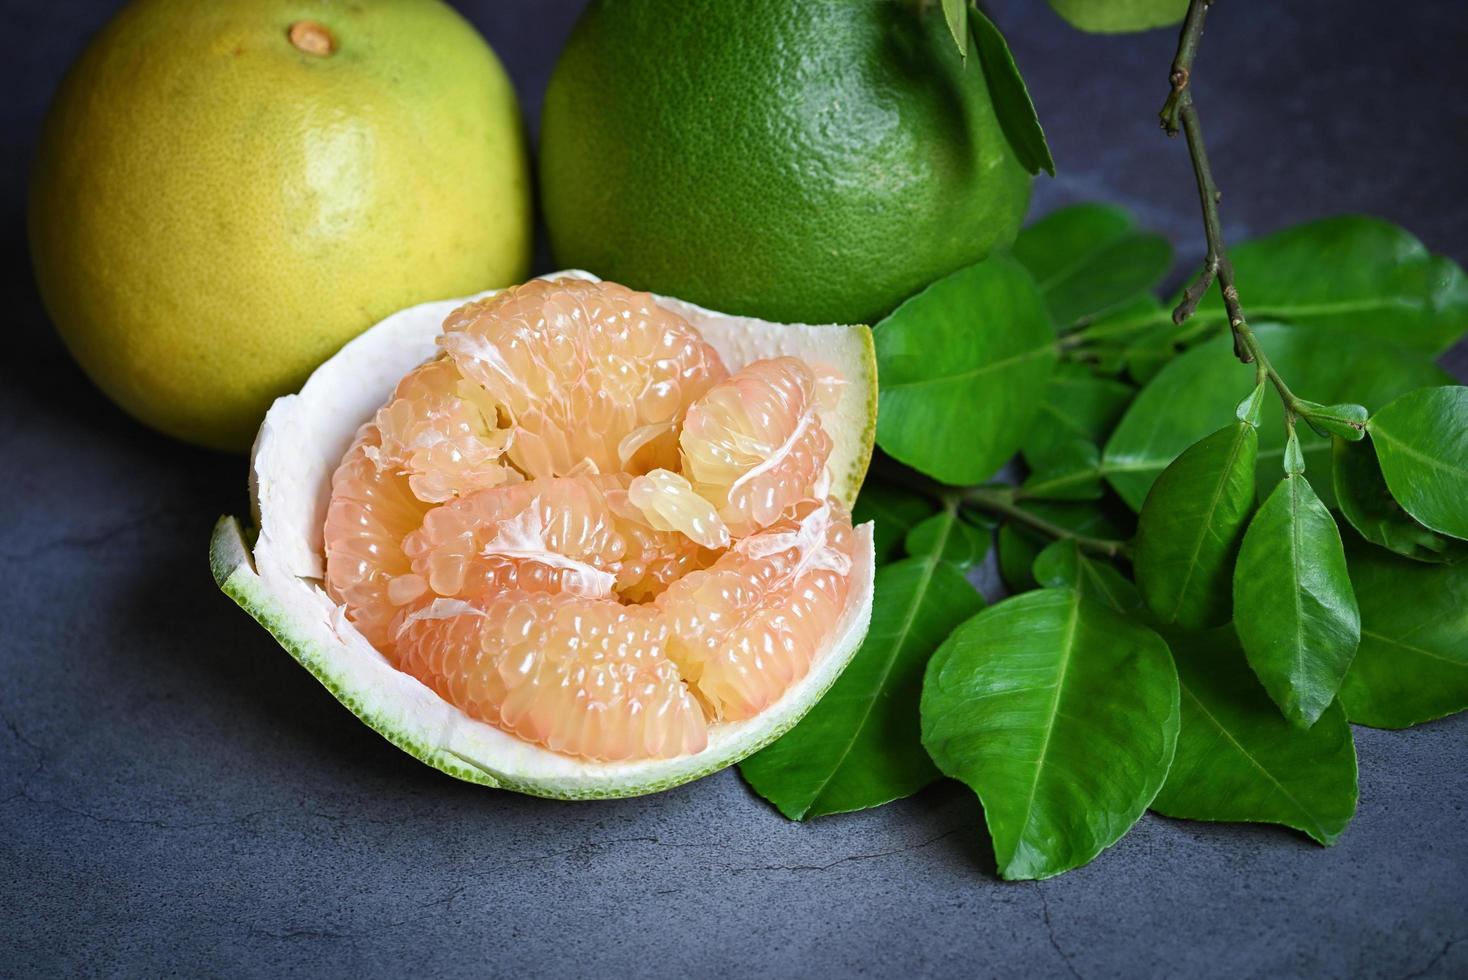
[1182,216,1468,355]
[853,481,939,565]
[875,254,1057,485]
[905,511,990,569]
[968,4,1055,177]
[1233,471,1361,728]
[1012,203,1173,327]
[1366,386,1468,541]
[1102,325,1451,511]
[1047,0,1188,34]
[1332,437,1468,564]
[1075,292,1172,348]
[1020,365,1135,471]
[741,505,984,820]
[1339,537,1468,729]
[940,0,968,60]
[1080,217,1468,359]
[1134,415,1259,630]
[1152,627,1357,846]
[1297,400,1369,442]
[922,589,1179,880]
[1032,539,1141,614]
[1019,439,1105,501]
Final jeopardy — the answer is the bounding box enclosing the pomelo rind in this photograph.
[212,270,877,799]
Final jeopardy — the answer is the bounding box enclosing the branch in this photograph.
[962,487,1132,560]
[866,458,1133,560]
[1160,0,1303,417]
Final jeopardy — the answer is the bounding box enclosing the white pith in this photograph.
[223,270,876,796]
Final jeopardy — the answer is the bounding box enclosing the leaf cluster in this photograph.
[740,203,1468,879]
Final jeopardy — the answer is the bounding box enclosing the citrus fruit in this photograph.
[211,272,877,797]
[29,0,532,452]
[539,0,1032,327]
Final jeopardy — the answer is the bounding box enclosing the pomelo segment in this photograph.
[213,271,875,798]
[438,277,729,479]
[678,356,837,537]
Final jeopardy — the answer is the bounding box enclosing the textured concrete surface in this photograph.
[3,1,1465,977]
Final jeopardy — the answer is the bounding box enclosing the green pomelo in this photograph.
[539,0,1032,327]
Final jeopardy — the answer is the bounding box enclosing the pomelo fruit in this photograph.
[29,0,532,452]
[211,273,878,797]
[539,0,1032,327]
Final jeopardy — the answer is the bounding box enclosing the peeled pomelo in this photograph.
[211,273,877,798]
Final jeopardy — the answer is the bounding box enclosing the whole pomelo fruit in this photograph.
[29,0,532,452]
[539,0,1032,327]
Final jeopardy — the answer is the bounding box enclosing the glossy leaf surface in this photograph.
[922,589,1178,880]
[1367,386,1468,541]
[1011,204,1172,326]
[1103,325,1450,510]
[1332,437,1467,564]
[1152,627,1357,845]
[1021,365,1135,471]
[905,511,990,569]
[853,482,939,565]
[1032,539,1141,614]
[1046,0,1188,33]
[1338,538,1468,729]
[968,4,1054,176]
[1185,216,1468,355]
[1134,420,1259,628]
[875,255,1057,485]
[741,507,984,819]
[1233,473,1360,728]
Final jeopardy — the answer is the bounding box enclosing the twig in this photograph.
[1160,0,1303,419]
[962,487,1131,560]
[866,459,1132,559]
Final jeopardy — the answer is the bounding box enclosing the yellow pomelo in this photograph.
[29,0,532,452]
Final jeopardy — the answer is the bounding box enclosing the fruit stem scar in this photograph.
[288,21,336,57]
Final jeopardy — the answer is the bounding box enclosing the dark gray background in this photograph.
[3,1,1465,977]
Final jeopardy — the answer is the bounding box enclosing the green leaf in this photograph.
[1021,365,1135,470]
[1297,400,1368,442]
[1134,416,1259,629]
[1122,321,1191,385]
[1102,325,1451,511]
[1151,627,1357,846]
[1047,0,1189,34]
[968,4,1054,177]
[1011,204,1172,326]
[1184,216,1468,355]
[741,506,985,819]
[1332,438,1467,564]
[1032,539,1141,614]
[874,254,1057,485]
[1020,439,1104,501]
[996,503,1130,592]
[1281,426,1307,476]
[940,0,967,59]
[1338,537,1468,728]
[921,589,1179,880]
[905,511,990,569]
[1366,386,1468,541]
[852,482,939,565]
[1074,292,1171,348]
[1233,473,1361,728]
